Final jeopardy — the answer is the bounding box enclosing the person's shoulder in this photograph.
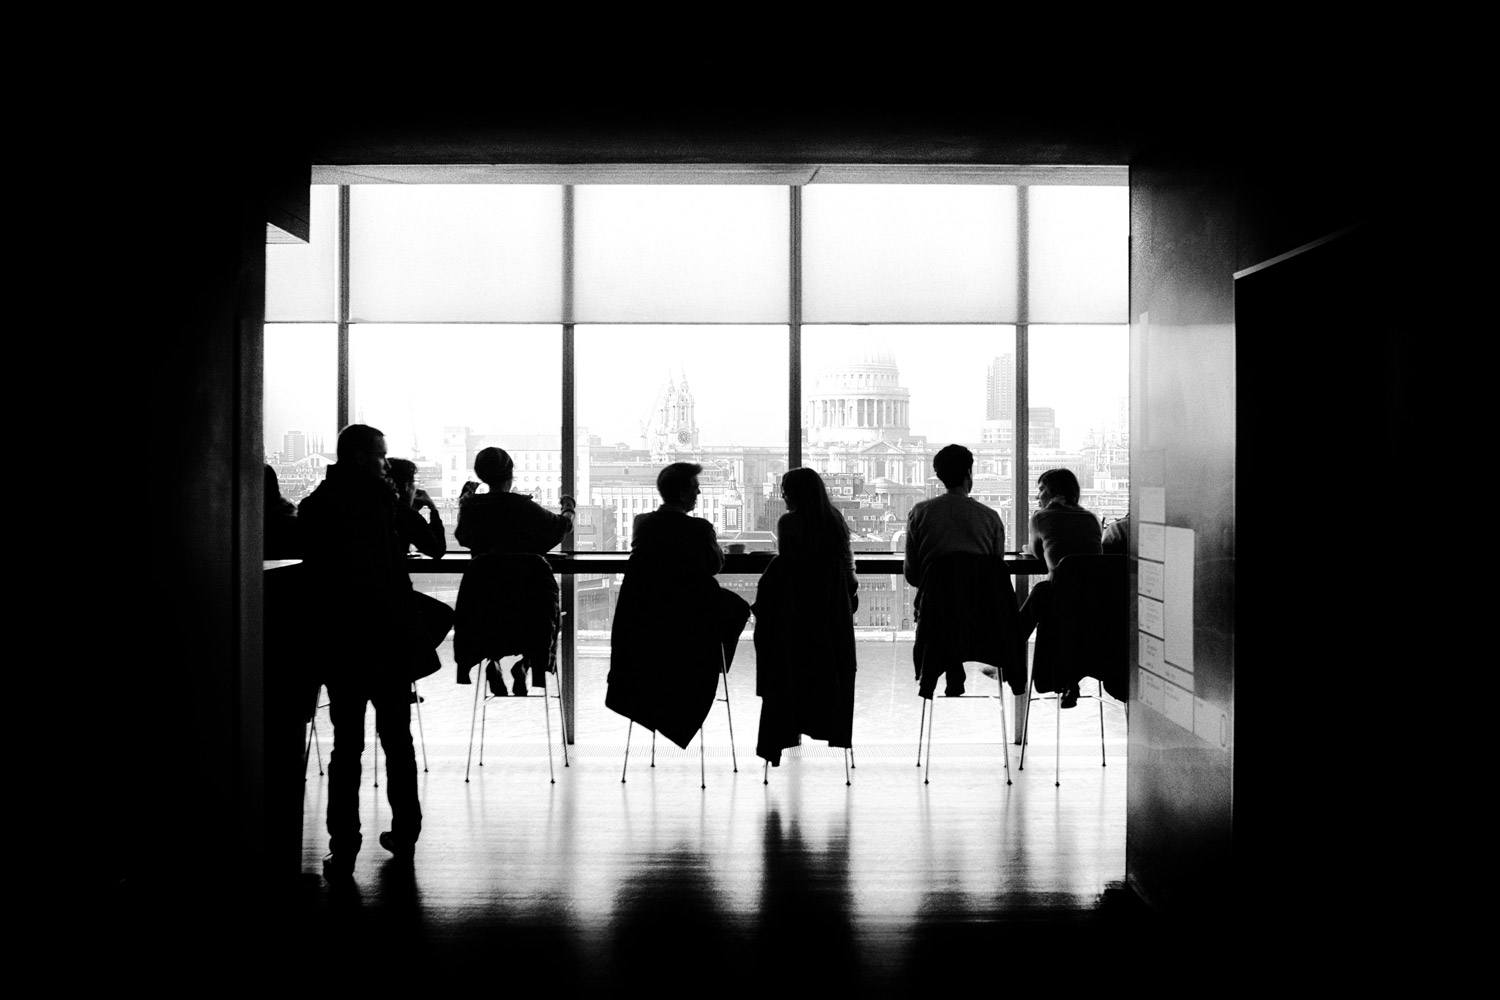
[908,498,932,518]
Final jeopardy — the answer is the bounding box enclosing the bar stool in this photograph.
[913,668,1012,786]
[620,647,737,789]
[1018,675,1112,786]
[464,657,569,784]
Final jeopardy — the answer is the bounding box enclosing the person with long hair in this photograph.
[753,468,858,769]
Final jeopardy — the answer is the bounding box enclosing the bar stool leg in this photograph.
[412,682,429,774]
[479,688,489,768]
[465,662,484,783]
[543,675,556,785]
[699,728,707,790]
[923,697,936,785]
[844,747,851,787]
[1054,685,1061,788]
[849,746,856,770]
[650,731,657,768]
[310,718,326,778]
[915,698,928,767]
[720,649,738,773]
[763,760,769,786]
[621,720,634,783]
[1098,677,1107,767]
[556,684,571,768]
[998,671,1012,786]
[1020,671,1035,771]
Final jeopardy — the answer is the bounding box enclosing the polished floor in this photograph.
[282,634,1139,990]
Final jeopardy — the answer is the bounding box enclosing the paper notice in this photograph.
[1139,522,1165,562]
[1167,664,1194,690]
[1139,596,1165,638]
[1164,681,1194,731]
[1164,527,1195,672]
[1139,631,1165,674]
[1139,559,1165,600]
[1141,487,1166,524]
[1141,668,1166,713]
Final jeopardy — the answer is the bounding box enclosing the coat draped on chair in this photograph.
[912,553,1026,698]
[452,553,560,687]
[752,552,858,766]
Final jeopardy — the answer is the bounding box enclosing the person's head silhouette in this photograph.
[474,447,515,490]
[336,424,387,480]
[931,444,973,495]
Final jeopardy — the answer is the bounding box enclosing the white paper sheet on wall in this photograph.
[1139,595,1165,638]
[1139,631,1165,674]
[1139,559,1165,600]
[1139,522,1165,562]
[1141,486,1166,523]
[1164,681,1194,731]
[1164,527,1195,673]
[1141,669,1166,713]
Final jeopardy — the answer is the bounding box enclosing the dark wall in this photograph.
[1128,103,1420,933]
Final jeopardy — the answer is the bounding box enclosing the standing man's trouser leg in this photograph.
[326,676,422,858]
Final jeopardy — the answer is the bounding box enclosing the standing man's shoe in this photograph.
[1060,685,1079,709]
[322,852,356,880]
[379,831,416,861]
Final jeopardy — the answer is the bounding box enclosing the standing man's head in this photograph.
[932,444,974,495]
[474,447,515,490]
[657,462,703,511]
[336,424,388,479]
[1036,468,1081,508]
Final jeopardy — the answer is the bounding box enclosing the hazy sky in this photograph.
[265,323,1127,458]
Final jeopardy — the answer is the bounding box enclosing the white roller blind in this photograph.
[573,186,788,323]
[803,186,1018,323]
[1027,186,1128,323]
[349,186,563,322]
[266,186,338,321]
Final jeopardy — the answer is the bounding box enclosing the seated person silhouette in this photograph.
[1102,512,1130,554]
[296,424,425,876]
[904,444,1008,696]
[606,462,751,749]
[264,464,302,560]
[453,446,575,696]
[387,458,451,698]
[753,468,858,767]
[1013,468,1102,707]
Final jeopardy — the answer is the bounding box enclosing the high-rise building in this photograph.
[283,430,308,462]
[1029,407,1061,449]
[986,354,1015,421]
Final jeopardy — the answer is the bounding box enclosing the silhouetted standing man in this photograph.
[297,424,422,878]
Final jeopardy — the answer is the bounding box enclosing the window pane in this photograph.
[264,324,337,503]
[573,186,788,323]
[266,186,338,321]
[349,325,562,549]
[802,326,1019,547]
[1027,186,1128,323]
[576,325,789,548]
[1027,325,1130,523]
[349,186,563,322]
[803,186,1018,323]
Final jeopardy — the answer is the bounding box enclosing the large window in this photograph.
[265,172,1128,740]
